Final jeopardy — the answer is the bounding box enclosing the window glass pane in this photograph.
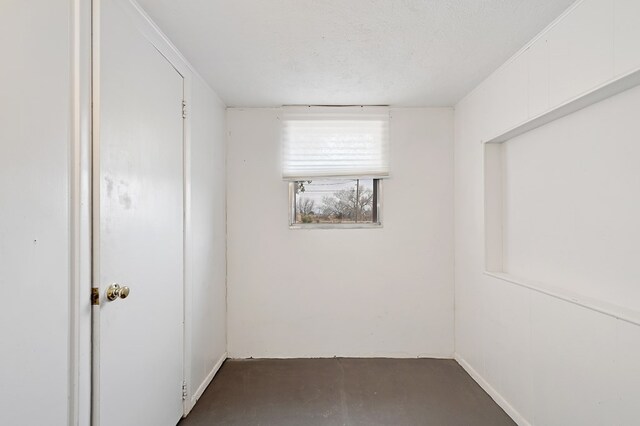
[293,179,378,224]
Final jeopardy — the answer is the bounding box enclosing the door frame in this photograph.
[72,0,200,423]
[70,0,93,425]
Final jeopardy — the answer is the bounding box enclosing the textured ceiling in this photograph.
[137,0,575,107]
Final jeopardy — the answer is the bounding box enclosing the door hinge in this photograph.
[91,287,100,306]
[182,381,187,400]
[181,101,187,119]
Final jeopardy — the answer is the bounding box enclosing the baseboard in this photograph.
[454,353,530,426]
[188,352,227,411]
[227,352,455,359]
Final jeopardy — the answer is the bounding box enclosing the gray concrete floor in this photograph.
[179,358,515,426]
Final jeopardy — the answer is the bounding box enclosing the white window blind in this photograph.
[281,106,389,180]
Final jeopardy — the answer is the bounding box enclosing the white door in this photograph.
[94,1,185,425]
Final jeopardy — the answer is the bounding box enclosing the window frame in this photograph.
[288,178,384,229]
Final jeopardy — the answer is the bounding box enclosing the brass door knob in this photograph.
[106,283,130,301]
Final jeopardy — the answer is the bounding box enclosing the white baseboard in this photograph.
[227,352,455,359]
[188,352,227,412]
[454,353,530,426]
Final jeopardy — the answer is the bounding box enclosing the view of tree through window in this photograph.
[292,179,379,225]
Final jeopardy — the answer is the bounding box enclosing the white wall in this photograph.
[501,86,640,311]
[0,1,73,424]
[454,0,640,423]
[227,107,454,358]
[186,74,227,407]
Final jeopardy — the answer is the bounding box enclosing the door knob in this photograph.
[106,283,130,301]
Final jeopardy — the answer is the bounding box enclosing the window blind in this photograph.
[281,106,390,180]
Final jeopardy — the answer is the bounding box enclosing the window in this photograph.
[281,106,389,228]
[289,178,381,226]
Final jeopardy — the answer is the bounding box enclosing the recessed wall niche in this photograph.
[482,82,640,326]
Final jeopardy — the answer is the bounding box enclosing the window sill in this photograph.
[289,223,383,230]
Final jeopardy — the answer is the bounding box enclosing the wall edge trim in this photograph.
[186,352,228,414]
[455,353,531,426]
